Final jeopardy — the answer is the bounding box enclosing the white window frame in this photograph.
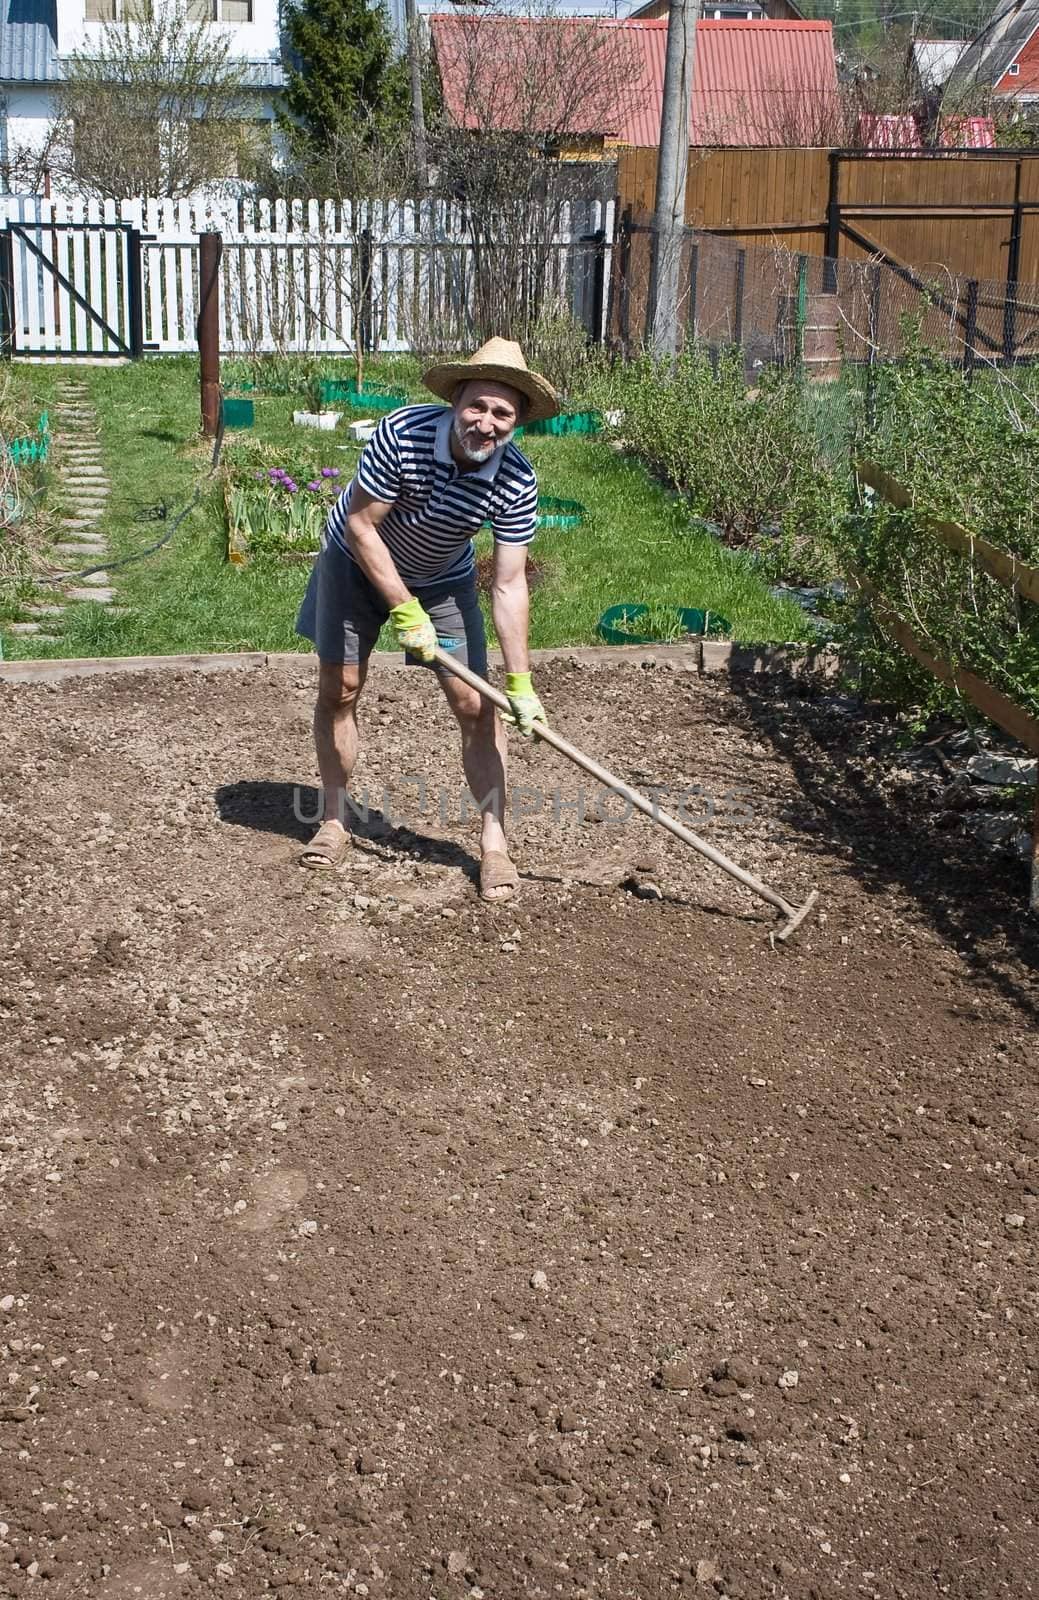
[97,0,253,18]
[1008,62,1022,76]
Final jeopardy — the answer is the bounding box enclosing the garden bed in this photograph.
[0,657,1035,1598]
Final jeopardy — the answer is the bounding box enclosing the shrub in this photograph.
[836,326,1039,720]
[597,346,847,585]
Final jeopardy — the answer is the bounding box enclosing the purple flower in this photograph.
[306,480,321,491]
[321,466,340,478]
[284,480,298,494]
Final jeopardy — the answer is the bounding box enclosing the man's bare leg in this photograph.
[438,672,515,900]
[302,660,367,866]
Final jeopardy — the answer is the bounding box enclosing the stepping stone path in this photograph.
[3,380,122,646]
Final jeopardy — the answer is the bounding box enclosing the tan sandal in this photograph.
[300,820,351,870]
[480,850,520,901]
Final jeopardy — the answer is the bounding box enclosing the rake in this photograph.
[432,647,819,944]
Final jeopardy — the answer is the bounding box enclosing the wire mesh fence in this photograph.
[610,210,1039,475]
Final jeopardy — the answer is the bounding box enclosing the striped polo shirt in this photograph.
[326,403,539,585]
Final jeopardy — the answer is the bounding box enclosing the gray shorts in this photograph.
[296,536,488,675]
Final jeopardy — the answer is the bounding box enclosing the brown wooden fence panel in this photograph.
[835,154,1018,284]
[616,148,1039,284]
[618,148,829,252]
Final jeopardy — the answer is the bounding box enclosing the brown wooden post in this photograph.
[197,230,222,438]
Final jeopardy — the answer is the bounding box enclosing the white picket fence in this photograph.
[0,194,615,359]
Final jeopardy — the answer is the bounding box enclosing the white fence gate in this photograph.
[0,194,615,359]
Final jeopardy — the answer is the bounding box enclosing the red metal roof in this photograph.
[430,16,840,148]
[629,19,839,146]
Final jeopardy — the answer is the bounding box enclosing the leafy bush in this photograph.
[594,346,847,585]
[839,327,1039,720]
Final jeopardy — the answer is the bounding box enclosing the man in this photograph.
[295,337,559,902]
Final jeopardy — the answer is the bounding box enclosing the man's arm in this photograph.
[490,539,531,675]
[345,486,411,610]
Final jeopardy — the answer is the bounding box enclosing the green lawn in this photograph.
[0,355,813,661]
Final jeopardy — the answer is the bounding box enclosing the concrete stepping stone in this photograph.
[6,621,45,635]
[66,586,114,603]
[77,569,111,585]
[23,603,66,618]
[54,542,107,558]
[61,519,102,532]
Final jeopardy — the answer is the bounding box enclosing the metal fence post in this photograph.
[1004,158,1022,366]
[796,253,808,367]
[0,228,15,358]
[866,263,882,431]
[964,278,979,382]
[126,228,145,360]
[686,238,699,344]
[618,205,632,352]
[589,227,606,345]
[823,152,840,295]
[734,248,746,349]
[359,226,374,368]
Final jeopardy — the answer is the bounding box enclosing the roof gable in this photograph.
[946,0,1039,94]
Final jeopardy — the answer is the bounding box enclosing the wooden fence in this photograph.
[618,148,1039,291]
[0,194,614,360]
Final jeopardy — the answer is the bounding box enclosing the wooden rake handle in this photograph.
[431,647,818,940]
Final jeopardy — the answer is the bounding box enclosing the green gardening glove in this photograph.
[390,597,437,662]
[502,671,547,738]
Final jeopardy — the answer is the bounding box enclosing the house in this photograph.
[430,14,840,150]
[908,35,969,100]
[629,1,807,22]
[945,0,1039,104]
[0,0,285,191]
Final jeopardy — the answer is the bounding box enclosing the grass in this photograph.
[0,355,813,661]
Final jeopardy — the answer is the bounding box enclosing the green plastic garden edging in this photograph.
[597,604,731,645]
[536,496,585,529]
[319,380,407,413]
[222,397,255,429]
[520,410,603,438]
[5,412,49,466]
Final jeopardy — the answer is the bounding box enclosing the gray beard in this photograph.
[452,414,513,463]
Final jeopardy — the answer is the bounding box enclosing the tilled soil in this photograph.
[0,656,1037,1600]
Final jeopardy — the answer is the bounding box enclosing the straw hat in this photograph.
[423,337,560,423]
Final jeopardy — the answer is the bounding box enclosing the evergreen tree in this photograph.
[281,0,409,151]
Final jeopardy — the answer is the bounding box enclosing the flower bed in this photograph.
[223,443,346,566]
